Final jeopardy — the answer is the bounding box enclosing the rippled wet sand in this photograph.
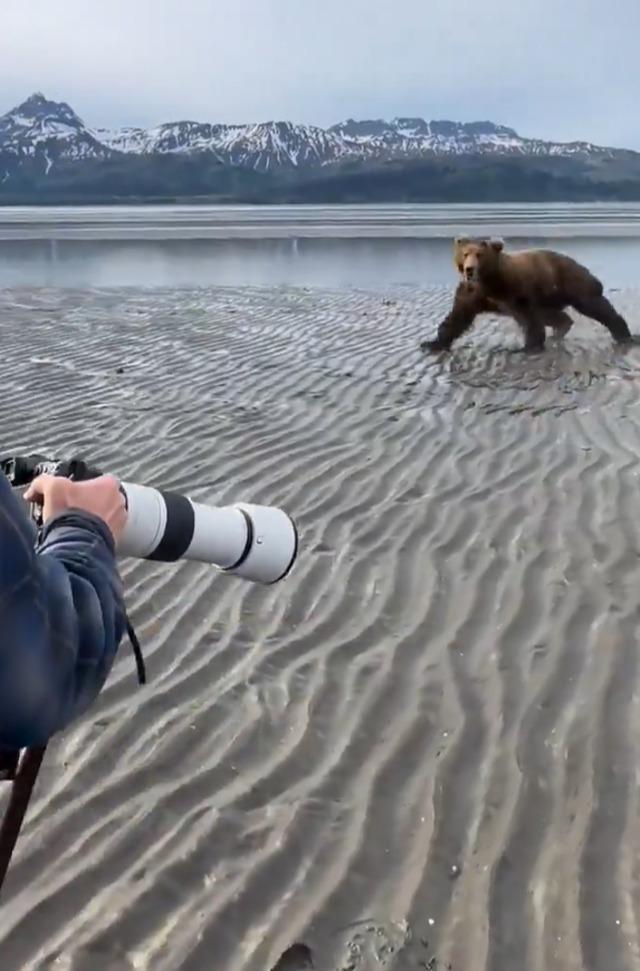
[1,285,640,971]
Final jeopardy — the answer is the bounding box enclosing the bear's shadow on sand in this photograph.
[417,332,640,401]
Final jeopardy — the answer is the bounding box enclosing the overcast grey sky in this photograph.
[4,0,640,147]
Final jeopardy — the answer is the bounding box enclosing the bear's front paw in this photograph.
[508,344,545,356]
[420,338,451,353]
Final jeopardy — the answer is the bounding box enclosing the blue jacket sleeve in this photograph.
[0,472,127,750]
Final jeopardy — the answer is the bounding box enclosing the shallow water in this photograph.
[1,204,640,289]
[1,235,640,291]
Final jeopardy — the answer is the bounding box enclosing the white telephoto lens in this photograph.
[116,483,298,584]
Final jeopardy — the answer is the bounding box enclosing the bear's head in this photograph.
[453,237,504,283]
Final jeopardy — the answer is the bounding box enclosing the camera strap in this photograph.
[127,616,147,685]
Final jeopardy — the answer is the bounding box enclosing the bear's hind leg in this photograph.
[512,308,546,353]
[547,309,573,338]
[571,295,633,344]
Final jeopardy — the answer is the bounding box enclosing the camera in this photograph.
[1,454,298,585]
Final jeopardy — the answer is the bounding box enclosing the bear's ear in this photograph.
[454,236,470,247]
[489,237,504,252]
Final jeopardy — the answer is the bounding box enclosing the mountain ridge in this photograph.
[2,93,640,203]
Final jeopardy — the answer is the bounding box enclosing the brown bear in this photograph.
[421,237,634,353]
[451,237,575,336]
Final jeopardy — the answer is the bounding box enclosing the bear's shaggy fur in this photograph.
[421,237,633,353]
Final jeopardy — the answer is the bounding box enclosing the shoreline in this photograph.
[2,202,640,242]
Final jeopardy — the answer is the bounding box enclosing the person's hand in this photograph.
[24,474,128,543]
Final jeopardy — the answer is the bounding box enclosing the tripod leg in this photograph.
[0,745,47,892]
[0,749,19,781]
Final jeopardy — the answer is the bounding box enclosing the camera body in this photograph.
[1,454,101,527]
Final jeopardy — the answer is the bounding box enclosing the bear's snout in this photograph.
[464,265,477,281]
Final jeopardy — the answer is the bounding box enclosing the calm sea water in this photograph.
[1,204,640,289]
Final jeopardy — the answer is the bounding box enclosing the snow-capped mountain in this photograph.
[96,120,350,170]
[0,93,111,170]
[94,112,625,169]
[328,117,613,160]
[0,93,630,179]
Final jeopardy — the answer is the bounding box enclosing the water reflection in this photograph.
[1,235,639,289]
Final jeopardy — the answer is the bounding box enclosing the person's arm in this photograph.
[0,473,127,750]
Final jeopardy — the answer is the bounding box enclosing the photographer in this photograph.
[0,471,128,752]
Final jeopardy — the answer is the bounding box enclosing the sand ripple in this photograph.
[1,286,640,971]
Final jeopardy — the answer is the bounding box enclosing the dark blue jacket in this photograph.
[0,472,127,750]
